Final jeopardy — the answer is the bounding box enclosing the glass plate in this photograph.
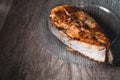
[36,0,120,66]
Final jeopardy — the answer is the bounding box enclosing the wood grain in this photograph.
[0,0,13,30]
[0,0,120,80]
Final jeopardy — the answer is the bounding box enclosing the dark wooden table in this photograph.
[0,0,120,80]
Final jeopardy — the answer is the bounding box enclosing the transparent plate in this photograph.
[36,1,120,66]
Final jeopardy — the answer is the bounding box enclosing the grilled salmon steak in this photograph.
[49,5,113,63]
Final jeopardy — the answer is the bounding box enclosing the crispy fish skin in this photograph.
[49,5,113,63]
